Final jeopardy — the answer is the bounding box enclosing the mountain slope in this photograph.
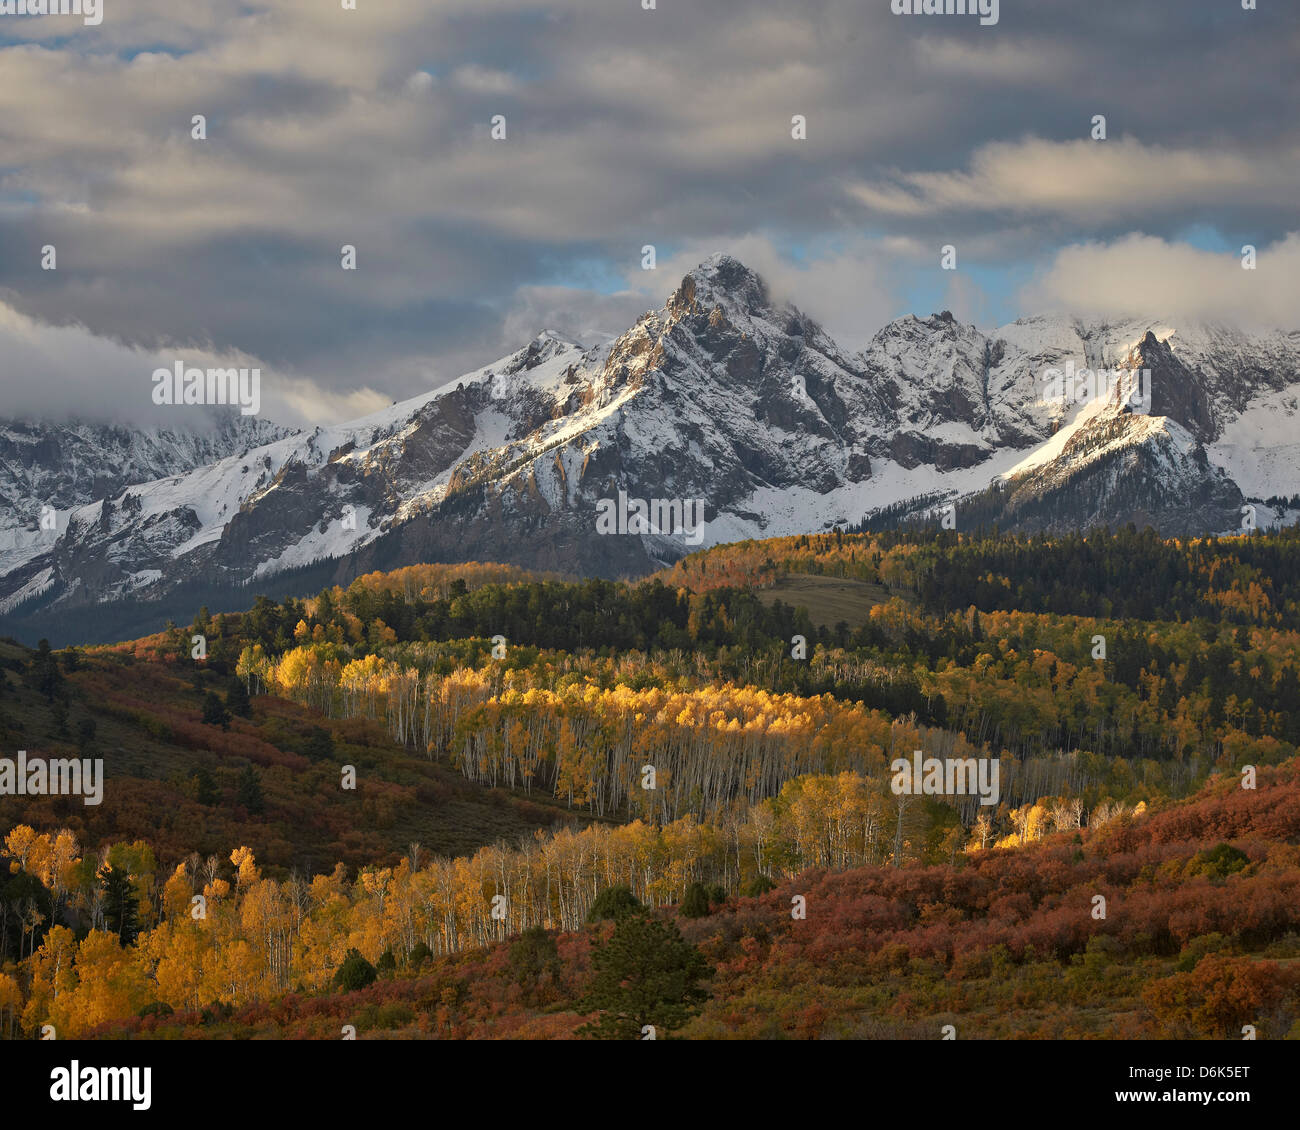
[2,255,1299,637]
[0,415,295,615]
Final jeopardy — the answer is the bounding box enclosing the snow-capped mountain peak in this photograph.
[2,256,1297,638]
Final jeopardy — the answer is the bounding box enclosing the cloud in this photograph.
[450,65,520,95]
[911,37,1077,85]
[500,285,650,350]
[0,0,1296,420]
[1023,233,1300,328]
[0,298,388,427]
[846,137,1300,224]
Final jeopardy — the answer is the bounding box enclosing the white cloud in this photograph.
[847,137,1300,222]
[1023,232,1300,328]
[0,300,386,427]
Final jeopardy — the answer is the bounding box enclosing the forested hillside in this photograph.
[2,533,1298,1040]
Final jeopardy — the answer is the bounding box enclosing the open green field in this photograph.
[753,573,910,630]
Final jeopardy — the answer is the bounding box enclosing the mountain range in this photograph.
[3,253,1299,642]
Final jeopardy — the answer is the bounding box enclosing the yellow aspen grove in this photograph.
[0,753,1155,1026]
[0,972,23,1039]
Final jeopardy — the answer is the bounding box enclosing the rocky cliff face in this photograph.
[3,254,1297,626]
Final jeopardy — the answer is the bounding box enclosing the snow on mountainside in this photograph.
[0,414,295,527]
[1,254,1297,630]
[0,414,296,613]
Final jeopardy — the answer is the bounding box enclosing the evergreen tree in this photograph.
[193,605,213,638]
[30,639,63,701]
[333,948,377,991]
[579,912,711,1039]
[99,863,140,945]
[235,765,265,815]
[225,676,252,718]
[586,884,641,923]
[303,726,335,761]
[316,587,336,625]
[679,882,711,919]
[201,691,230,730]
[49,698,69,738]
[509,925,561,1000]
[193,765,218,806]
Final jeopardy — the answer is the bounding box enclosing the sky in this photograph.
[0,0,1297,428]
